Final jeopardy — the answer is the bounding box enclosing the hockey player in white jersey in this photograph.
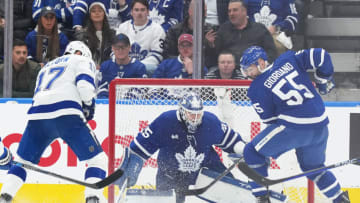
[115,92,247,203]
[0,41,108,203]
[239,46,350,203]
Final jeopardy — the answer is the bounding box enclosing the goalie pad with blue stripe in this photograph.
[194,168,288,203]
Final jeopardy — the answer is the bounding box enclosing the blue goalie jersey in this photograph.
[248,48,333,129]
[130,110,243,188]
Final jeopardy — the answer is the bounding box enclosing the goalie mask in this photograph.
[64,41,92,59]
[179,92,204,133]
[240,46,268,79]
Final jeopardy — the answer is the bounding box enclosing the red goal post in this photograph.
[107,78,315,203]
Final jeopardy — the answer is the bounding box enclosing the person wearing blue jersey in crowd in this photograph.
[32,0,76,35]
[118,0,183,32]
[153,34,207,78]
[115,92,246,203]
[0,41,108,203]
[26,7,69,66]
[244,0,298,54]
[239,46,350,203]
[97,33,147,98]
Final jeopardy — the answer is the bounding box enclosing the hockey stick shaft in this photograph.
[237,157,360,186]
[13,161,124,189]
[183,158,242,196]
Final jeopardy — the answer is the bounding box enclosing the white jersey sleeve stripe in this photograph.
[133,138,152,157]
[218,127,231,146]
[223,132,238,150]
[318,48,325,67]
[255,125,285,151]
[310,48,315,69]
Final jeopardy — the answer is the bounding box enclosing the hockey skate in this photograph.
[335,191,350,203]
[86,196,100,203]
[0,193,12,203]
[256,194,271,203]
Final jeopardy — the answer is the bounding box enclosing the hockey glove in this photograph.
[314,71,335,95]
[0,147,13,170]
[82,98,95,121]
[115,148,144,188]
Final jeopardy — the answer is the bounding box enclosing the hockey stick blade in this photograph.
[14,161,124,189]
[183,158,242,196]
[237,157,360,187]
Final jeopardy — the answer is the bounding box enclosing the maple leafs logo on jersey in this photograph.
[175,145,204,173]
[254,6,277,28]
[149,9,165,26]
[130,43,148,61]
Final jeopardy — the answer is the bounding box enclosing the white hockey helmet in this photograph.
[179,92,204,133]
[64,41,92,59]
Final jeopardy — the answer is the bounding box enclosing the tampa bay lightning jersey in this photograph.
[248,48,334,128]
[244,0,298,33]
[119,0,183,32]
[28,54,96,120]
[130,110,243,186]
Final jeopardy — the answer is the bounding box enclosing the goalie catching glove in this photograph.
[314,71,335,95]
[82,98,95,121]
[114,148,144,188]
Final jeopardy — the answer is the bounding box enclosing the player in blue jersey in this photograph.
[0,139,12,170]
[0,41,108,203]
[239,46,350,203]
[97,33,147,98]
[115,92,246,203]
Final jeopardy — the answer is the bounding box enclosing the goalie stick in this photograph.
[13,160,124,189]
[237,157,360,187]
[183,158,242,196]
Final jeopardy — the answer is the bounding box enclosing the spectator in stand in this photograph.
[214,0,277,67]
[26,6,69,66]
[0,0,34,62]
[205,51,245,79]
[118,0,183,32]
[163,0,217,67]
[153,34,207,79]
[116,0,165,76]
[74,1,116,69]
[244,0,298,54]
[0,39,41,98]
[32,0,76,38]
[97,33,147,98]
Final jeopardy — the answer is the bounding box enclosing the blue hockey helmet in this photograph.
[240,46,268,76]
[179,92,204,133]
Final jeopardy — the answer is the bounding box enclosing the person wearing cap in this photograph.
[97,33,147,98]
[153,34,207,79]
[25,6,69,66]
[74,1,116,69]
[32,0,75,32]
[116,0,166,77]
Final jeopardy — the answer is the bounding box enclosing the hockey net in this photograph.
[108,78,319,203]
